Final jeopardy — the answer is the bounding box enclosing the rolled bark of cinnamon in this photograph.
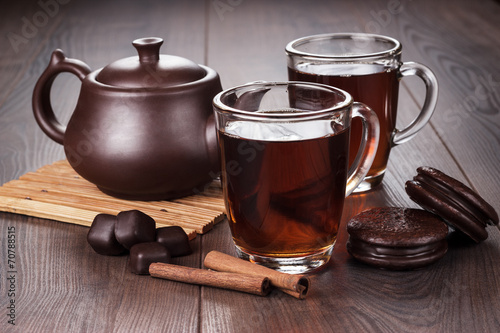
[149,262,271,296]
[203,251,310,299]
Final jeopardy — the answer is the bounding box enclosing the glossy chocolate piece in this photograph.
[129,242,171,275]
[156,226,192,257]
[115,210,156,249]
[406,166,498,243]
[87,214,127,256]
[32,37,222,200]
[346,207,449,270]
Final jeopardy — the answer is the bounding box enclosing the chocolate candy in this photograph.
[87,214,127,255]
[406,166,499,243]
[129,242,171,274]
[156,226,192,257]
[347,207,449,270]
[88,210,193,275]
[115,210,156,249]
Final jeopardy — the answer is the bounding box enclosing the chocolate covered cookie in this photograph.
[115,210,156,249]
[156,226,192,257]
[347,207,449,270]
[129,242,171,275]
[406,166,499,243]
[87,214,127,256]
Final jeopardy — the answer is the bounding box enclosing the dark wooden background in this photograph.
[1,0,499,332]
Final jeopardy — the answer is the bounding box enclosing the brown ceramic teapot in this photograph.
[33,37,222,200]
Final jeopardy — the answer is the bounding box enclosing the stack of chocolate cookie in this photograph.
[406,166,498,242]
[347,167,499,270]
[87,210,192,274]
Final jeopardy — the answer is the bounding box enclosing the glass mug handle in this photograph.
[392,62,439,146]
[346,102,380,196]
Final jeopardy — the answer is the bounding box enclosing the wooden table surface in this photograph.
[1,0,499,332]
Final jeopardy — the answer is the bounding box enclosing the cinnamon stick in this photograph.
[149,262,271,296]
[203,251,310,299]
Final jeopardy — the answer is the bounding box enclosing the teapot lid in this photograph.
[96,37,206,88]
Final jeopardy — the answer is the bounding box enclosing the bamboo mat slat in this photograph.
[0,160,226,240]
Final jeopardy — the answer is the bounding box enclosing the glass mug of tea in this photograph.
[286,33,438,192]
[213,81,379,273]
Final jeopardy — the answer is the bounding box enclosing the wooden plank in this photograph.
[11,176,225,222]
[0,1,68,106]
[0,186,209,235]
[389,0,500,208]
[0,1,208,332]
[0,0,499,332]
[0,160,225,234]
[0,194,197,239]
[0,195,99,226]
[203,1,500,333]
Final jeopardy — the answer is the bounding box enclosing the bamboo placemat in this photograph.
[0,160,226,240]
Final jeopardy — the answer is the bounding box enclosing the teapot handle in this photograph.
[32,49,91,145]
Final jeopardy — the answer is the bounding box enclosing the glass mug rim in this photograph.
[212,81,353,120]
[285,32,402,61]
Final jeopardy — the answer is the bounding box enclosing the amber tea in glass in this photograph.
[287,33,438,192]
[213,81,379,273]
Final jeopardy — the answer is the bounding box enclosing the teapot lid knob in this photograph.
[96,36,206,88]
[132,37,163,63]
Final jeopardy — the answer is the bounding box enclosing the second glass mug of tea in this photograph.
[286,33,438,192]
[213,81,379,274]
